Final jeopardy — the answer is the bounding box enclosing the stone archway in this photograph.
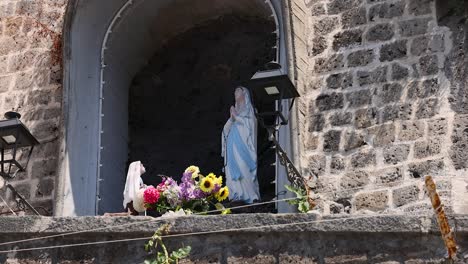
[58,0,294,216]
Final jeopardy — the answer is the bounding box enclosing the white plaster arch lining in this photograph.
[58,0,290,216]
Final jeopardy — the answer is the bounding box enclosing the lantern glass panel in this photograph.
[2,135,16,144]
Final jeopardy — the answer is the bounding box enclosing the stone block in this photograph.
[380,103,412,123]
[28,90,52,105]
[343,130,367,152]
[31,159,58,179]
[10,182,31,200]
[380,40,407,62]
[393,185,420,207]
[414,137,442,159]
[408,159,445,178]
[332,29,363,51]
[310,3,326,16]
[346,89,372,108]
[307,154,327,177]
[450,115,468,169]
[342,7,367,28]
[35,178,54,198]
[327,0,363,15]
[415,98,439,118]
[366,23,394,42]
[324,255,368,263]
[7,50,38,72]
[329,201,345,214]
[398,121,424,141]
[399,18,431,37]
[279,254,318,264]
[227,255,276,264]
[418,55,439,76]
[375,167,403,185]
[314,54,345,73]
[355,107,378,129]
[331,155,345,174]
[340,170,369,189]
[0,75,12,93]
[314,17,339,35]
[407,0,433,15]
[428,118,447,137]
[351,149,376,168]
[369,1,404,21]
[306,134,319,150]
[354,190,388,211]
[383,144,410,165]
[410,35,445,56]
[373,83,403,106]
[43,107,61,120]
[316,93,344,111]
[330,112,352,126]
[367,123,395,147]
[16,0,41,16]
[357,66,387,86]
[323,130,342,152]
[310,36,327,56]
[308,114,325,132]
[326,72,353,89]
[347,49,374,67]
[407,78,440,98]
[391,63,409,80]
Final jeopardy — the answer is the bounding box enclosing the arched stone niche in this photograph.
[59,0,295,216]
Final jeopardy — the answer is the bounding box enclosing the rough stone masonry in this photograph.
[0,0,465,218]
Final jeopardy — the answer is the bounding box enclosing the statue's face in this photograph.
[234,88,243,101]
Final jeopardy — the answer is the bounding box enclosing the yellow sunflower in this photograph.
[185,165,200,179]
[200,177,215,193]
[207,173,223,186]
[215,187,229,202]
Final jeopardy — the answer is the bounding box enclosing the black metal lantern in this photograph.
[0,111,39,179]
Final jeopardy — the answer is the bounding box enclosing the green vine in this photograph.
[144,224,191,264]
[285,184,311,213]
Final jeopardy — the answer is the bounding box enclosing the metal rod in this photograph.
[6,184,40,215]
[1,148,4,175]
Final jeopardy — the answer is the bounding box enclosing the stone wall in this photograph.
[300,0,468,215]
[0,0,67,216]
[1,214,468,263]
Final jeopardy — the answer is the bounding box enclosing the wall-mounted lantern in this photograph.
[0,111,40,215]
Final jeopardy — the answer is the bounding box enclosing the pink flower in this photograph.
[143,187,160,204]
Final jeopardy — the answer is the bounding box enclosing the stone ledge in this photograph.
[1,214,467,235]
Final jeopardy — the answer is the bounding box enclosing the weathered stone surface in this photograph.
[408,159,445,178]
[310,3,326,16]
[0,75,12,93]
[450,115,468,169]
[398,121,425,141]
[314,54,345,73]
[332,29,363,51]
[331,155,345,174]
[327,0,363,15]
[346,89,372,108]
[354,190,388,211]
[310,36,327,56]
[329,112,352,126]
[393,185,420,207]
[309,114,325,132]
[316,93,344,111]
[410,35,445,56]
[391,63,409,80]
[374,167,403,185]
[383,144,410,165]
[314,17,339,35]
[357,66,387,86]
[399,18,431,37]
[342,7,367,28]
[380,103,413,123]
[344,130,367,151]
[278,254,318,264]
[407,0,432,15]
[428,118,447,137]
[380,40,407,62]
[407,78,440,98]
[347,49,374,67]
[227,255,276,264]
[351,149,376,168]
[366,23,394,42]
[307,154,327,176]
[326,72,353,89]
[323,130,342,152]
[340,170,369,188]
[373,83,403,106]
[415,98,439,118]
[414,137,442,159]
[355,107,378,128]
[368,123,395,147]
[306,134,319,150]
[368,1,404,21]
[418,55,439,76]
[35,178,54,198]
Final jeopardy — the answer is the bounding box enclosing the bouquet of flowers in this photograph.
[142,166,230,215]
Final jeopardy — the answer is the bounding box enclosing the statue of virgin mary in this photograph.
[222,86,260,204]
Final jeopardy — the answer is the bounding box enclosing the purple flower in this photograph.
[193,188,207,199]
[180,181,195,201]
[182,172,194,184]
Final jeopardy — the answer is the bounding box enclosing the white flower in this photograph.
[160,209,187,219]
[132,188,146,213]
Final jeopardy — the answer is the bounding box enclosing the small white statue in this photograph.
[221,86,260,204]
[122,161,147,214]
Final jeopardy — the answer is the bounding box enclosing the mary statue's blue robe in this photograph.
[222,89,260,204]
